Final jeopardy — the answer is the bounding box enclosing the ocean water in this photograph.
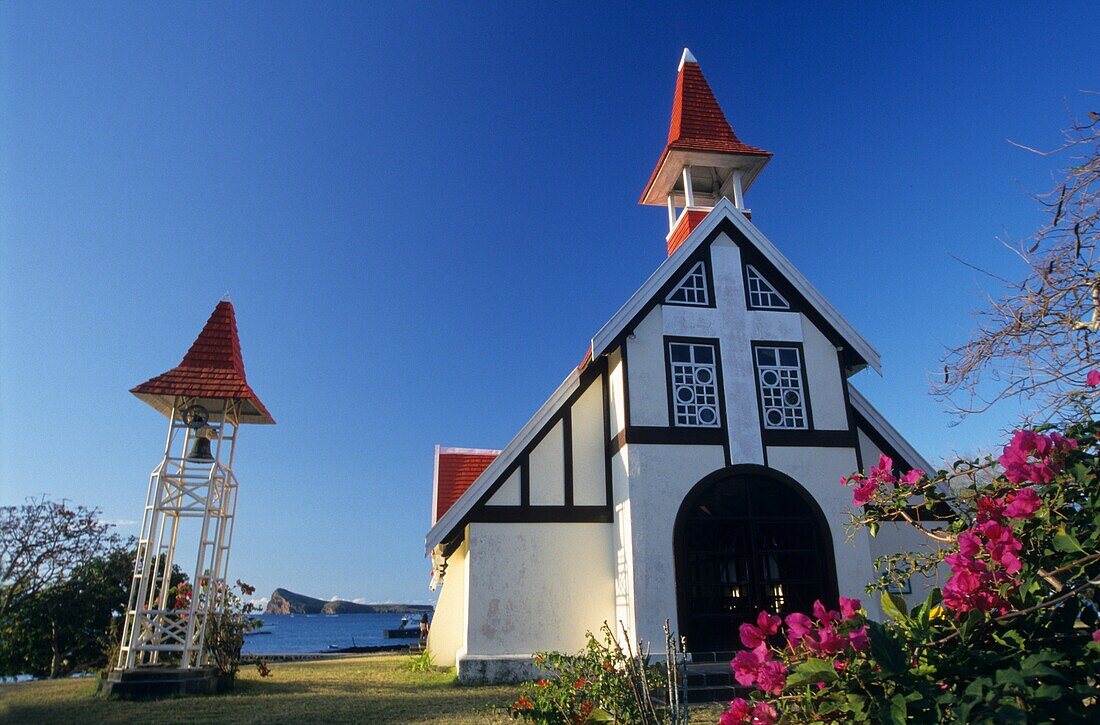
[242,612,428,655]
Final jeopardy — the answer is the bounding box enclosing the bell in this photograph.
[185,436,214,463]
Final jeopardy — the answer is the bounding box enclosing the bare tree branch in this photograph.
[936,97,1100,422]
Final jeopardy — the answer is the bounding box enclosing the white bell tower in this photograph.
[108,300,274,697]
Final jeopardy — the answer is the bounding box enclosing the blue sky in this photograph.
[2,3,1097,605]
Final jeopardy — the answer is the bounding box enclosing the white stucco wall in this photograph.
[870,521,949,610]
[464,522,616,656]
[764,445,879,617]
[611,448,636,639]
[428,537,469,667]
[529,420,565,506]
[608,348,626,436]
[571,375,606,506]
[619,443,727,646]
[486,468,522,506]
[800,317,848,430]
[626,306,669,427]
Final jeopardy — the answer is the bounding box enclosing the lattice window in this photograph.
[755,346,807,429]
[746,266,789,310]
[669,341,721,427]
[665,261,710,306]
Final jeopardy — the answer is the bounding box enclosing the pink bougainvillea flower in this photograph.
[839,596,862,621]
[976,496,1006,524]
[871,454,896,481]
[899,468,924,486]
[848,625,870,652]
[1004,487,1042,519]
[739,622,766,649]
[727,698,754,719]
[730,648,764,687]
[754,659,788,695]
[851,478,879,506]
[756,610,782,635]
[740,611,782,648]
[804,625,847,656]
[751,701,780,724]
[812,600,838,626]
[1088,370,1100,387]
[1092,629,1100,642]
[720,698,753,725]
[999,429,1077,484]
[784,612,813,645]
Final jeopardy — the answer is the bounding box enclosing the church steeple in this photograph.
[641,49,771,250]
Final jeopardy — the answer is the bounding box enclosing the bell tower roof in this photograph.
[640,49,771,208]
[131,300,274,424]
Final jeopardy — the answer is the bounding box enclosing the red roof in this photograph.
[642,52,771,203]
[665,60,770,157]
[131,301,274,424]
[666,209,709,255]
[435,448,499,523]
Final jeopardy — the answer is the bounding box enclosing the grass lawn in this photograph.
[0,654,725,724]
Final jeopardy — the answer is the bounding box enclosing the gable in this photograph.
[591,198,881,374]
[426,362,611,553]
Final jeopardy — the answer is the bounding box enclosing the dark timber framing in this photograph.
[604,218,870,373]
[439,358,613,548]
[661,255,717,309]
[663,336,726,429]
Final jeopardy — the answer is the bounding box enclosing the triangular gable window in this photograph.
[665,261,710,306]
[746,265,790,310]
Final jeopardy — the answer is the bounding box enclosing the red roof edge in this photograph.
[666,209,709,255]
[434,448,500,524]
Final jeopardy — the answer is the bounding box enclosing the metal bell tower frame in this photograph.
[115,300,274,675]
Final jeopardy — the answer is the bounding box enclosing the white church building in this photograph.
[425,50,935,684]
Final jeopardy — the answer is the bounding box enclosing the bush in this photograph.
[510,622,687,724]
[204,580,261,687]
[718,419,1100,723]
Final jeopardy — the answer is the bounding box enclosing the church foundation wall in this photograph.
[463,521,616,659]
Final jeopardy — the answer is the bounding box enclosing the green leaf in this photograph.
[868,622,907,675]
[888,694,907,724]
[1031,684,1066,702]
[880,591,909,623]
[994,668,1026,690]
[787,657,839,687]
[1053,527,1085,553]
[868,521,879,538]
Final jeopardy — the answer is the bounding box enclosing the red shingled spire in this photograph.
[131,301,274,424]
[665,50,770,157]
[640,49,771,207]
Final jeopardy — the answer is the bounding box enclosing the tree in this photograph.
[0,496,117,618]
[0,542,133,678]
[937,100,1100,421]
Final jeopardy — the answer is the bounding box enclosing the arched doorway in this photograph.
[674,466,838,652]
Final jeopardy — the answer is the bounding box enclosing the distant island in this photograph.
[263,588,434,615]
